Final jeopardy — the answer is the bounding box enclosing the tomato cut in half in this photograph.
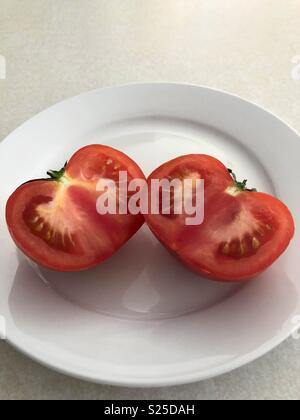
[144,155,295,282]
[6,145,145,272]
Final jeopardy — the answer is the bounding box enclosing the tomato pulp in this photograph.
[6,145,145,271]
[145,155,295,282]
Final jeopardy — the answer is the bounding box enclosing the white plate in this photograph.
[0,83,300,387]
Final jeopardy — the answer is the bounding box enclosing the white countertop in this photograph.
[1,0,300,400]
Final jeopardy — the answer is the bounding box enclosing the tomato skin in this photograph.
[145,155,295,282]
[6,145,145,272]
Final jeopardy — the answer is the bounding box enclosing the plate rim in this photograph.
[1,81,300,151]
[6,325,299,387]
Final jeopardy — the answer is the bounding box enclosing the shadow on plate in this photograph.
[12,226,242,320]
[8,226,298,363]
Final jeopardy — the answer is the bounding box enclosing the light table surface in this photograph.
[1,0,300,400]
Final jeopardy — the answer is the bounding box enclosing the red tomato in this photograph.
[6,145,145,271]
[145,155,295,282]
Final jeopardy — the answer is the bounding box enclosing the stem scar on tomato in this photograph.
[47,162,68,181]
[227,168,257,192]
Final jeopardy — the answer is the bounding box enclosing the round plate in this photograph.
[0,83,299,387]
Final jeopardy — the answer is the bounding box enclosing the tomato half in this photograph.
[6,145,145,271]
[145,155,295,282]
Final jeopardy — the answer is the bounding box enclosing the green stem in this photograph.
[47,162,67,181]
[228,169,257,192]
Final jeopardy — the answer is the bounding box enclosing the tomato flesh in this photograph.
[145,155,295,282]
[6,145,145,271]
